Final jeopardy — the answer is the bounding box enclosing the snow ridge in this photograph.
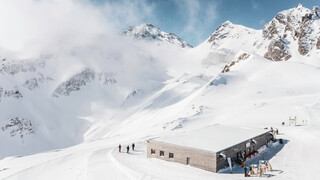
[123,23,192,48]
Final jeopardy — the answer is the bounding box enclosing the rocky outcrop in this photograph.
[298,36,310,55]
[1,117,34,138]
[317,37,320,49]
[262,4,320,59]
[24,78,40,90]
[275,13,287,24]
[0,87,23,101]
[222,53,250,73]
[52,69,117,97]
[264,39,291,61]
[23,74,53,91]
[263,21,278,40]
[0,57,46,75]
[297,10,319,55]
[208,21,233,44]
[3,88,23,99]
[126,89,144,99]
[53,69,95,97]
[207,21,259,50]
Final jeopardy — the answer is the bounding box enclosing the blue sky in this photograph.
[93,0,319,46]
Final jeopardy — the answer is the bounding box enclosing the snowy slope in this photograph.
[1,4,320,180]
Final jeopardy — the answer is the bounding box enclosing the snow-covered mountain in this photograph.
[1,4,320,180]
[263,4,320,60]
[201,4,320,64]
[123,23,192,48]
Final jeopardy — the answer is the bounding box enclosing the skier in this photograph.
[118,144,121,152]
[132,143,135,151]
[126,145,130,153]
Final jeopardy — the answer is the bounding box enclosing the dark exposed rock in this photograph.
[298,13,314,55]
[23,73,52,90]
[237,53,251,61]
[313,6,320,19]
[298,37,310,55]
[264,40,291,61]
[275,13,286,24]
[1,117,34,139]
[0,87,23,100]
[53,69,95,97]
[4,88,23,99]
[284,24,293,33]
[263,21,278,39]
[1,57,47,75]
[262,5,320,57]
[222,53,250,73]
[317,37,320,49]
[52,69,117,97]
[24,78,39,90]
[208,21,232,44]
[126,89,144,99]
[296,6,320,55]
[302,13,313,24]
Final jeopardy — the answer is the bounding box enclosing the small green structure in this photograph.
[288,116,297,126]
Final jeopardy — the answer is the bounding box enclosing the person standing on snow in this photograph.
[132,143,135,151]
[244,166,248,177]
[118,144,121,152]
[126,145,130,153]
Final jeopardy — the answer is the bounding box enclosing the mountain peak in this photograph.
[296,3,303,8]
[262,3,320,58]
[143,23,155,27]
[207,20,256,45]
[133,23,156,30]
[222,20,232,26]
[123,23,192,48]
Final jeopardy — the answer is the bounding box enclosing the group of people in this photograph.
[118,143,135,153]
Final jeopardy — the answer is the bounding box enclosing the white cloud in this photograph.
[0,0,106,52]
[0,0,198,90]
[251,0,259,10]
[173,0,219,45]
[102,0,156,31]
[0,0,156,54]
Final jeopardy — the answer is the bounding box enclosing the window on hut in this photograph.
[151,149,155,154]
[160,150,164,156]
